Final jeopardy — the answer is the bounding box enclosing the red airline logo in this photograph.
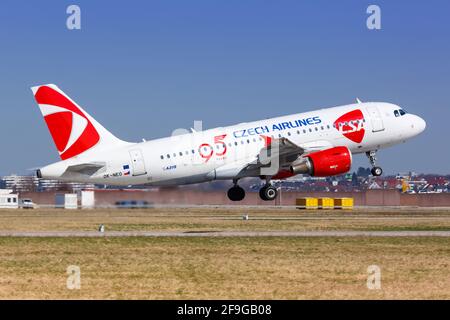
[34,86,100,160]
[334,109,365,143]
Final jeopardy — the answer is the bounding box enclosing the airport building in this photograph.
[1,174,95,193]
[0,189,18,209]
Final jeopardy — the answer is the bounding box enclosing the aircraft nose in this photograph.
[416,115,426,134]
[411,115,426,135]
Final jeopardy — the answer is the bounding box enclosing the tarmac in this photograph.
[0,230,449,237]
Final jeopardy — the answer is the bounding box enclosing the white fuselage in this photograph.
[39,102,426,186]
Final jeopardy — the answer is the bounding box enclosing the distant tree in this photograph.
[352,172,359,186]
[357,167,371,178]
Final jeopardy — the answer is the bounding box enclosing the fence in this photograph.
[16,189,450,207]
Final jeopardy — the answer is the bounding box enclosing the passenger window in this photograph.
[191,150,195,154]
[315,127,318,131]
[297,130,300,134]
[394,110,399,117]
[167,154,170,158]
[303,130,306,134]
[160,155,164,160]
[173,153,176,157]
[234,141,238,146]
[287,132,291,136]
[179,152,183,156]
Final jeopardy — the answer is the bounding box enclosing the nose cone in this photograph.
[409,114,426,137]
[414,115,426,134]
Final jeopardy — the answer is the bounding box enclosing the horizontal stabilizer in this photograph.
[64,162,105,176]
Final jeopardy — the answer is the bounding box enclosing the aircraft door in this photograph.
[129,149,147,176]
[366,105,385,132]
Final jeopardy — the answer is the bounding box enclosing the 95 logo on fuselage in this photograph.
[198,134,227,163]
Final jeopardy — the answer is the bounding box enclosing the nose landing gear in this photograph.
[366,150,383,176]
[371,166,383,177]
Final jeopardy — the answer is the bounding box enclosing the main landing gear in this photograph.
[366,150,383,176]
[227,180,246,201]
[259,176,278,201]
[226,178,279,201]
[259,184,278,201]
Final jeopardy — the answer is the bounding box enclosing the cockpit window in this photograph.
[394,109,406,117]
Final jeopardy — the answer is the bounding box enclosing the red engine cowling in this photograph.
[272,169,296,180]
[290,146,352,177]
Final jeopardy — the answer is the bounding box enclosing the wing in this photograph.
[242,137,304,176]
[212,137,308,179]
[224,137,332,178]
[209,137,334,179]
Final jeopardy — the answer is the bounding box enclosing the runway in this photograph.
[0,230,449,237]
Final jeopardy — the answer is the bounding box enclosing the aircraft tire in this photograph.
[259,185,278,201]
[227,186,246,201]
[371,166,383,176]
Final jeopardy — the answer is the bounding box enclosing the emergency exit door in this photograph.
[129,149,147,176]
[366,106,385,132]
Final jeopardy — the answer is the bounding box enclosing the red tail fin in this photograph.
[31,84,125,160]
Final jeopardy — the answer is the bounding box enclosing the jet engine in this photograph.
[289,146,352,177]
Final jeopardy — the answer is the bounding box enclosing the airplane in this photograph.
[32,84,426,201]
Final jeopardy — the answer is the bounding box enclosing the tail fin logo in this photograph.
[334,109,365,143]
[33,85,100,160]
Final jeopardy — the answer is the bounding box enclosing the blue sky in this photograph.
[0,0,448,175]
